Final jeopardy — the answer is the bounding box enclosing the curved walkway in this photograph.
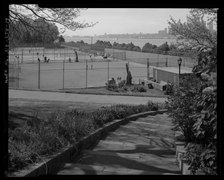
[56,112,180,175]
[9,89,167,105]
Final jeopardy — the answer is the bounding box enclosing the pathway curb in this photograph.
[8,109,168,177]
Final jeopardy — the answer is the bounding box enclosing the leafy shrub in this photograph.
[106,83,118,92]
[164,82,174,95]
[118,80,126,88]
[167,71,217,174]
[183,143,216,175]
[131,84,147,92]
[147,101,159,111]
[122,86,128,91]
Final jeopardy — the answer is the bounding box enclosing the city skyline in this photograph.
[59,8,191,36]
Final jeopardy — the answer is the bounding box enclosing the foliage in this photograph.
[147,101,159,111]
[166,74,202,141]
[106,78,118,92]
[118,80,126,88]
[131,84,147,93]
[112,42,141,52]
[167,8,217,175]
[8,5,96,48]
[164,82,174,95]
[58,35,65,43]
[142,43,157,53]
[9,17,60,46]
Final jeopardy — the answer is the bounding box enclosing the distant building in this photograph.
[164,28,167,35]
[158,28,168,37]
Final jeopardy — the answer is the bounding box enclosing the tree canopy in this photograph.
[8,5,97,47]
[168,8,217,58]
[167,8,217,175]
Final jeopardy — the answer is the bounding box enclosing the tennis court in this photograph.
[9,47,150,90]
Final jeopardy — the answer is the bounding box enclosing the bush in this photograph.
[166,72,217,174]
[166,74,202,142]
[118,80,126,88]
[164,82,174,95]
[131,85,147,92]
[147,101,159,111]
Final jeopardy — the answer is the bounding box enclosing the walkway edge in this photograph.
[8,109,168,177]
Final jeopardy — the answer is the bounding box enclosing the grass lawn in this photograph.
[8,99,105,130]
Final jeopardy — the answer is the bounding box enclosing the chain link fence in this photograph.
[8,59,150,90]
[105,48,196,68]
[8,46,194,90]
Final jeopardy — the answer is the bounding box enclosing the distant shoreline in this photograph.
[64,37,177,48]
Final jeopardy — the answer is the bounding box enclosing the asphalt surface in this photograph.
[9,89,167,105]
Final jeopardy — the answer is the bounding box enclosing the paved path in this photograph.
[9,89,167,105]
[56,113,180,175]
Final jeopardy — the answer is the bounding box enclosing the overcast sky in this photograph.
[61,8,191,36]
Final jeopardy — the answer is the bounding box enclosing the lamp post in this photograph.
[177,57,182,86]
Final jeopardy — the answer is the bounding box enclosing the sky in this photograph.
[60,8,191,36]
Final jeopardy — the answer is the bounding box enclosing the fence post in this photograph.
[166,57,168,67]
[63,60,65,90]
[86,60,88,88]
[38,59,40,89]
[113,47,114,61]
[147,58,149,80]
[108,59,109,83]
[21,48,23,64]
[17,58,19,88]
[54,45,55,61]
